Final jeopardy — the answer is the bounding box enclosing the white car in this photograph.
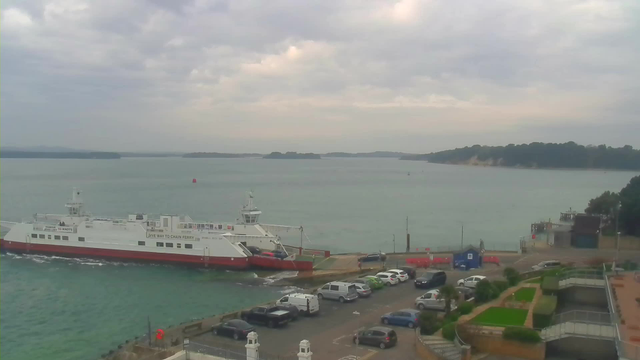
[387,269,409,282]
[415,289,457,311]
[376,272,399,285]
[456,275,487,288]
[531,260,561,271]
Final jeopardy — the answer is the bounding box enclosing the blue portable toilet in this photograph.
[452,246,483,270]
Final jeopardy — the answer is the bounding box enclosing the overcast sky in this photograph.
[1,0,639,153]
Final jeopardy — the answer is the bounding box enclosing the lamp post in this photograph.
[615,201,621,262]
[353,311,360,359]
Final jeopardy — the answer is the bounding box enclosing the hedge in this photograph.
[420,311,443,335]
[475,280,500,303]
[532,295,557,328]
[492,280,510,293]
[458,301,474,315]
[502,327,542,343]
[541,276,559,295]
[442,322,456,341]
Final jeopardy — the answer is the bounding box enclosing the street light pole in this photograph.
[615,202,621,262]
[393,234,396,254]
[353,311,360,359]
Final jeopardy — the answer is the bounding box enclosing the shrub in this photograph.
[442,322,456,341]
[445,312,460,323]
[420,311,443,335]
[492,280,510,293]
[541,276,559,295]
[532,295,557,328]
[475,279,499,303]
[502,327,542,343]
[458,301,474,315]
[503,267,521,286]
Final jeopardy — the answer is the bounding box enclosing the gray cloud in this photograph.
[1,0,639,153]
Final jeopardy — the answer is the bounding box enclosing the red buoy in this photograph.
[192,178,197,183]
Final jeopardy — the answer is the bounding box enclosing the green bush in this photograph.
[445,312,460,323]
[420,311,443,335]
[532,295,557,328]
[503,267,521,286]
[492,280,510,293]
[458,301,474,315]
[502,327,542,343]
[475,279,499,303]
[541,276,559,295]
[442,322,456,341]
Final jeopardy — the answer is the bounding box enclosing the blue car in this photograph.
[380,309,420,329]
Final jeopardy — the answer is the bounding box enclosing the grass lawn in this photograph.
[525,278,541,284]
[513,287,536,302]
[472,307,528,327]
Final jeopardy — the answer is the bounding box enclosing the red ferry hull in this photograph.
[0,239,250,269]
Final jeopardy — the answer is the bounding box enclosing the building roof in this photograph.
[572,215,601,234]
[452,245,481,255]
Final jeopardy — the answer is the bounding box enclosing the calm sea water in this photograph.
[1,158,637,360]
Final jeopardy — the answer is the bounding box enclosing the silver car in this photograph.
[353,283,372,298]
[317,281,359,303]
[415,289,457,311]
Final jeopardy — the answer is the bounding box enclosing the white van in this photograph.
[276,293,320,315]
[317,282,359,303]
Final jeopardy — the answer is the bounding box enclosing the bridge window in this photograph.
[31,233,37,238]
[62,236,69,240]
[48,235,52,239]
[185,244,193,249]
[39,234,45,239]
[156,242,164,247]
[166,243,174,248]
[54,235,61,240]
[177,243,182,248]
[78,237,85,242]
[138,241,145,246]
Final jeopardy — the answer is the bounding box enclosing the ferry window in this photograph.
[31,233,37,238]
[78,237,85,242]
[62,236,69,240]
[39,234,45,239]
[138,241,145,246]
[156,242,164,247]
[48,235,52,239]
[177,243,182,248]
[185,244,193,249]
[54,235,61,240]
[166,243,173,248]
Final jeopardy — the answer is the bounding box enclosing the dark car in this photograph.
[380,309,420,329]
[414,270,447,289]
[358,253,387,262]
[273,250,288,259]
[455,286,475,301]
[275,304,299,321]
[399,266,417,279]
[240,306,290,328]
[353,326,397,349]
[246,246,261,255]
[211,319,255,340]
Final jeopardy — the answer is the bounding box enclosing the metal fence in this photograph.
[186,341,299,360]
[553,310,611,325]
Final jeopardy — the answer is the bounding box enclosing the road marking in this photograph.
[333,335,347,345]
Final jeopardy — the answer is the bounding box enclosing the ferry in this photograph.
[0,189,313,270]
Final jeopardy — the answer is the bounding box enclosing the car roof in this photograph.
[327,281,353,285]
[424,270,444,274]
[369,326,393,332]
[388,269,406,273]
[377,272,393,275]
[425,289,440,294]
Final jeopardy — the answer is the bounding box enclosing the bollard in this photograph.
[298,339,312,360]
[246,331,260,360]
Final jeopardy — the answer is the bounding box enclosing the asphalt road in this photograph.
[191,248,640,360]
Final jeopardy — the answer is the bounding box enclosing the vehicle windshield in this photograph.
[421,273,434,279]
[361,285,370,290]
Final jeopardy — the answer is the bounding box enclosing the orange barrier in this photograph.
[484,256,501,265]
[406,257,451,268]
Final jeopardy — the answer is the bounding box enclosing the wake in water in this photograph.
[1,252,174,268]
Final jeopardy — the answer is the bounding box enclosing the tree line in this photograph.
[586,175,640,236]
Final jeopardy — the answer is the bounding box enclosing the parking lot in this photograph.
[191,248,640,360]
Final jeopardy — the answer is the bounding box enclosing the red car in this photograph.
[262,252,275,257]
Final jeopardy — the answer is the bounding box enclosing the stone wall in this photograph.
[466,333,545,360]
[599,235,640,250]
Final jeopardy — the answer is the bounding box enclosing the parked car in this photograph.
[353,326,397,349]
[275,293,320,315]
[415,289,457,311]
[457,275,487,288]
[414,270,447,289]
[399,266,417,279]
[317,281,359,303]
[375,272,399,286]
[240,306,290,328]
[351,278,383,290]
[455,286,475,301]
[273,250,288,259]
[361,276,385,289]
[532,260,561,271]
[211,319,255,340]
[386,269,409,282]
[274,304,299,321]
[358,253,387,262]
[246,246,261,255]
[380,309,421,329]
[353,283,372,298]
